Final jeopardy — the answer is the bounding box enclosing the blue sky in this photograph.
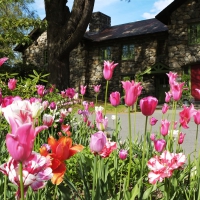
[31,0,173,26]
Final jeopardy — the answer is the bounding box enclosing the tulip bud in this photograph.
[119,149,128,160]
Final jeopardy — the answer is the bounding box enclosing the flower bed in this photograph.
[0,57,199,200]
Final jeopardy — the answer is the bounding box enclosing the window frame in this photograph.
[188,22,200,45]
[121,44,135,60]
[100,46,111,61]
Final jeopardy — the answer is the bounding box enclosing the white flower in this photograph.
[111,115,116,120]
[95,106,104,112]
[31,102,44,118]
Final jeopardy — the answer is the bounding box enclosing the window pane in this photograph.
[122,44,134,60]
[101,47,111,60]
[188,22,200,44]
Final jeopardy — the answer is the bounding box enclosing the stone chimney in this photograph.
[89,12,111,32]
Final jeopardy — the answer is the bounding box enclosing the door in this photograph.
[155,74,170,103]
[191,65,200,100]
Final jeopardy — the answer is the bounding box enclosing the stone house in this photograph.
[15,0,200,103]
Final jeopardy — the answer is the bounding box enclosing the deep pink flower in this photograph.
[193,109,200,125]
[6,118,48,162]
[162,103,169,114]
[110,91,120,107]
[160,119,170,136]
[90,131,107,153]
[122,80,143,106]
[154,139,166,152]
[0,151,53,199]
[49,101,56,110]
[150,133,156,141]
[65,88,76,98]
[99,141,117,158]
[94,85,101,93]
[1,96,22,107]
[80,85,87,95]
[140,96,158,116]
[170,81,184,101]
[178,132,186,144]
[0,57,8,67]
[8,78,17,90]
[149,117,158,126]
[147,150,186,184]
[165,91,171,103]
[36,85,45,97]
[179,104,195,128]
[103,61,118,80]
[119,149,128,160]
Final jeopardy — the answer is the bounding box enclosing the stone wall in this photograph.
[168,0,200,72]
[23,32,47,68]
[73,33,169,99]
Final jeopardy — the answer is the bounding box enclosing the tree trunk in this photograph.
[44,0,95,90]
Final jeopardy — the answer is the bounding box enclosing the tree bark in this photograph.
[44,0,95,90]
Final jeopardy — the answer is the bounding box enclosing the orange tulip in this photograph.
[40,136,84,185]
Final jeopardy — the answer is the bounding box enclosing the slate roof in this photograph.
[156,0,188,25]
[84,18,168,42]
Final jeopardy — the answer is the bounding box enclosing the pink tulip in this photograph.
[160,119,170,136]
[43,114,54,127]
[119,149,128,160]
[36,85,45,97]
[179,104,195,128]
[99,141,117,158]
[140,96,158,116]
[171,81,184,101]
[193,109,200,125]
[1,96,22,108]
[110,91,120,107]
[90,131,107,153]
[94,85,101,93]
[162,103,169,114]
[50,101,56,110]
[80,85,87,95]
[6,118,48,162]
[0,151,53,199]
[165,91,171,103]
[149,117,158,126]
[150,133,156,141]
[122,80,142,106]
[0,57,8,67]
[103,61,118,80]
[8,78,17,90]
[178,132,186,144]
[65,88,76,98]
[154,139,166,152]
[166,71,178,85]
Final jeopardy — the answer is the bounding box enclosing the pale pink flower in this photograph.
[0,152,53,199]
[43,114,54,127]
[80,85,87,95]
[150,133,156,141]
[103,61,118,80]
[147,150,186,184]
[170,81,184,101]
[119,149,128,160]
[166,71,178,85]
[165,91,171,103]
[193,109,200,125]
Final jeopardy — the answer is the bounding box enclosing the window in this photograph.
[188,22,200,44]
[122,44,134,60]
[100,47,111,60]
[156,40,167,56]
[43,50,48,64]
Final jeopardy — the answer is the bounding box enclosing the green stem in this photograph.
[92,155,97,200]
[19,162,24,200]
[195,124,199,155]
[4,175,7,200]
[126,106,132,189]
[53,185,58,200]
[104,80,109,116]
